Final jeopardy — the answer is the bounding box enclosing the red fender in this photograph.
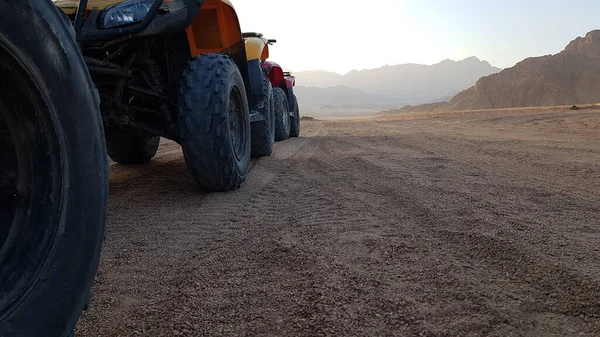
[262,60,288,88]
[285,75,295,89]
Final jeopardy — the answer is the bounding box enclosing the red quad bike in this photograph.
[262,62,300,140]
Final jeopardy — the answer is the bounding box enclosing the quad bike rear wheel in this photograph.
[250,75,275,158]
[0,1,108,336]
[106,133,161,164]
[289,95,300,138]
[178,53,251,191]
[273,87,291,141]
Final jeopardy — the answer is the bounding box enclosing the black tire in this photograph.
[106,133,160,164]
[250,75,275,158]
[178,53,251,191]
[0,2,108,337]
[289,95,300,138]
[273,87,291,141]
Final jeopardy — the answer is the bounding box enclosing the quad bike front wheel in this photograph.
[178,53,251,191]
[250,74,275,158]
[273,87,291,141]
[289,95,300,138]
[0,1,108,336]
[105,132,161,164]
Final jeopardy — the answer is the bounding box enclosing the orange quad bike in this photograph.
[55,0,277,190]
[1,0,278,336]
[244,33,300,141]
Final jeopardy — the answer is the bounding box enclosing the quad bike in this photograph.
[284,71,301,138]
[243,33,300,141]
[1,0,274,336]
[56,0,276,190]
[264,63,300,140]
[242,32,276,157]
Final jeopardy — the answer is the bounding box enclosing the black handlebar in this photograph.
[74,0,89,39]
[241,33,277,45]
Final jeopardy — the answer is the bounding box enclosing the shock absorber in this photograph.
[141,50,175,125]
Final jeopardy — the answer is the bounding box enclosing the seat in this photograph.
[242,32,263,38]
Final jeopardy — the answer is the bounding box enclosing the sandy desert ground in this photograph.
[77,107,600,337]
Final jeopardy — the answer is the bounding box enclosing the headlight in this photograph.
[101,0,155,29]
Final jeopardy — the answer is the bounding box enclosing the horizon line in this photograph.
[290,56,501,76]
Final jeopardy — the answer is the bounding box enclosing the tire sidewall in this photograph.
[290,95,300,137]
[226,67,251,176]
[105,132,160,164]
[178,54,251,191]
[264,75,275,147]
[283,97,291,135]
[273,87,291,140]
[0,2,108,336]
[268,80,276,145]
[294,97,300,121]
[250,74,275,158]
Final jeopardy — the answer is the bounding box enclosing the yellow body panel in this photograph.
[244,37,269,62]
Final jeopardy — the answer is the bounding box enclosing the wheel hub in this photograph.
[282,104,290,129]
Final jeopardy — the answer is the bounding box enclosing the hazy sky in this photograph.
[234,0,600,74]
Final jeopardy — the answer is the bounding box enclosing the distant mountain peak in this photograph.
[563,29,600,57]
[439,59,456,64]
[293,57,501,105]
[463,56,481,62]
[441,57,484,65]
[438,29,600,111]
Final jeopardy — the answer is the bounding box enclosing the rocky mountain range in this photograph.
[402,30,600,112]
[294,57,501,105]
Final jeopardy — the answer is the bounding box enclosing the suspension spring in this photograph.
[142,55,174,123]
